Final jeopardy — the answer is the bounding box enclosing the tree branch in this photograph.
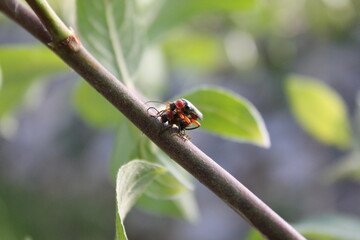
[0,0,50,44]
[24,0,72,44]
[0,1,306,239]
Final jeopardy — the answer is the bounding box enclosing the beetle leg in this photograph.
[178,113,191,124]
[177,129,190,141]
[191,119,201,126]
[185,119,201,130]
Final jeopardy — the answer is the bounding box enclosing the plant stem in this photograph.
[0,1,307,239]
[25,0,72,44]
[0,0,51,44]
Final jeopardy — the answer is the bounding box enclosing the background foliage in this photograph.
[1,0,360,239]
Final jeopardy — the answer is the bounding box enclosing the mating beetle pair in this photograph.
[147,99,203,136]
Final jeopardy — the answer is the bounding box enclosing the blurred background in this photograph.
[1,0,360,239]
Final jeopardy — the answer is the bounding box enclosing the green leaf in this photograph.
[139,139,194,191]
[109,119,142,181]
[73,81,122,128]
[245,229,265,240]
[76,0,144,85]
[295,214,360,240]
[76,0,168,98]
[353,93,360,150]
[325,152,360,183]
[134,46,167,99]
[148,0,257,40]
[0,67,2,89]
[137,190,199,223]
[143,170,188,199]
[181,87,270,147]
[110,126,198,220]
[46,0,76,26]
[115,208,126,240]
[162,31,224,71]
[285,75,351,149]
[0,196,17,240]
[116,160,167,239]
[136,139,198,219]
[109,121,193,195]
[0,46,67,116]
[109,118,197,219]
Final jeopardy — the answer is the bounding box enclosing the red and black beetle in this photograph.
[147,98,203,134]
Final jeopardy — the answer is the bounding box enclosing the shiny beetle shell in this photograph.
[181,98,203,120]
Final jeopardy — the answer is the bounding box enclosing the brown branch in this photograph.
[0,0,50,44]
[0,1,306,239]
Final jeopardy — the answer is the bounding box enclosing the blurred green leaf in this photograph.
[138,139,194,190]
[246,214,360,240]
[134,46,167,98]
[136,139,198,218]
[163,31,224,71]
[76,0,167,98]
[109,119,193,195]
[148,0,257,40]
[224,30,258,71]
[0,67,2,89]
[109,119,142,181]
[181,87,270,147]
[137,190,198,223]
[110,122,198,220]
[305,0,356,37]
[47,0,75,26]
[245,229,265,240]
[0,197,17,240]
[285,75,351,149]
[295,214,360,240]
[116,160,167,239]
[144,168,189,200]
[325,152,360,182]
[265,36,296,70]
[77,0,144,85]
[142,139,194,197]
[0,46,67,116]
[354,93,360,150]
[73,81,122,128]
[115,210,125,240]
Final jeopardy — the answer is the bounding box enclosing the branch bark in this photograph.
[0,1,307,239]
[0,0,50,44]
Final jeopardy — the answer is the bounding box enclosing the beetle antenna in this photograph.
[147,106,161,117]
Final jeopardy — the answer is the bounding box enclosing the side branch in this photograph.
[0,1,306,239]
[25,0,73,44]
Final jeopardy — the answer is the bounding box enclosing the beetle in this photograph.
[168,99,203,119]
[146,98,203,134]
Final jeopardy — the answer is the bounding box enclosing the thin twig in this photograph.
[25,0,72,44]
[0,1,307,239]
